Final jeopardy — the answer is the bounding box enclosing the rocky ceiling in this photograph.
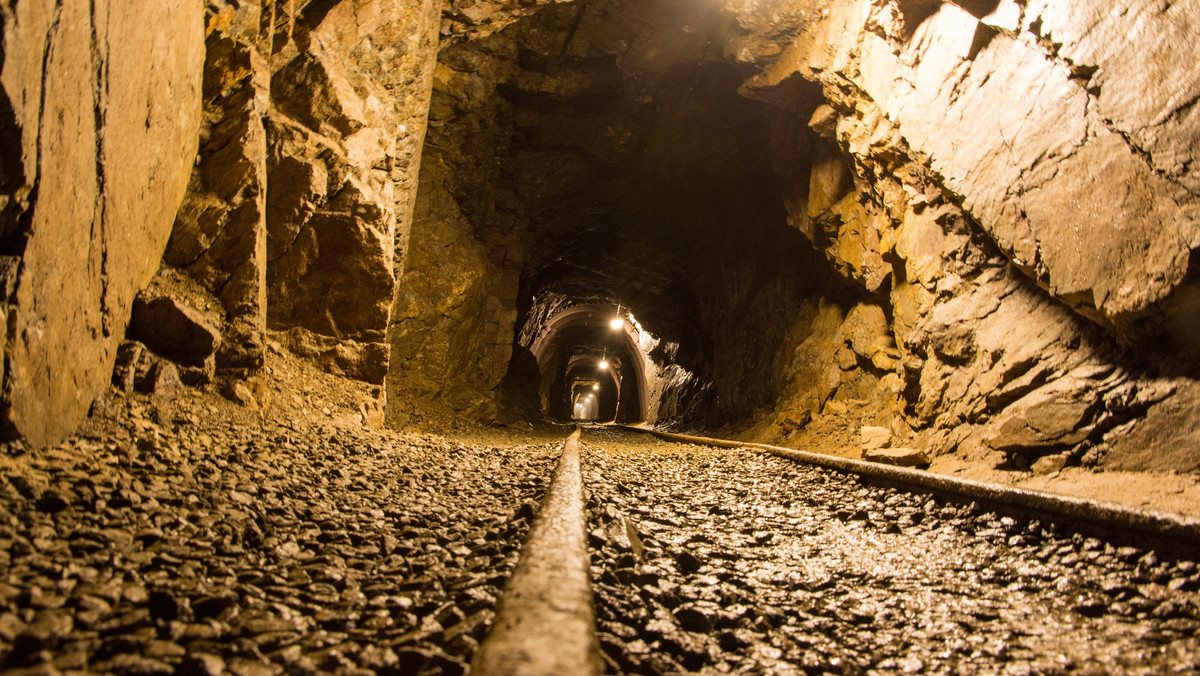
[388,0,1200,471]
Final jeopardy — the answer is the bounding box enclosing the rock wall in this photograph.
[736,0,1200,333]
[385,45,527,426]
[728,0,1200,472]
[166,1,271,371]
[158,0,442,385]
[0,0,204,446]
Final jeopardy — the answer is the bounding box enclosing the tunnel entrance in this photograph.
[525,304,649,424]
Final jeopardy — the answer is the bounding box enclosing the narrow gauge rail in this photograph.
[478,427,1200,675]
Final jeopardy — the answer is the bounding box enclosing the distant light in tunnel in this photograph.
[593,384,600,390]
[610,317,625,330]
[599,360,609,369]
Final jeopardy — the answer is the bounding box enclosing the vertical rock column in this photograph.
[163,1,274,370]
[265,0,442,384]
[0,0,203,446]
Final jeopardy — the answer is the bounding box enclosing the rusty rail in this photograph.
[619,426,1200,558]
[471,427,603,676]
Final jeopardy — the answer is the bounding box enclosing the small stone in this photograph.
[148,590,189,622]
[673,605,713,633]
[1030,452,1070,475]
[175,654,226,676]
[860,425,892,451]
[862,447,929,468]
[226,382,256,408]
[674,550,703,573]
[35,490,70,513]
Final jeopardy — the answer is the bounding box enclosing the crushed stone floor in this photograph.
[582,427,1199,675]
[0,354,565,675]
[0,354,1198,674]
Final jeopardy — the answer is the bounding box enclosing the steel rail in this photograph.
[618,425,1200,558]
[471,427,603,676]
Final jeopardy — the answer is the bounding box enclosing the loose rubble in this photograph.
[0,355,562,675]
[583,428,1200,674]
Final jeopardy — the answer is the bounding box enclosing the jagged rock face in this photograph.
[0,0,204,446]
[736,0,1200,333]
[162,0,442,384]
[724,0,1200,468]
[167,1,271,371]
[1,0,1197,480]
[397,0,1199,472]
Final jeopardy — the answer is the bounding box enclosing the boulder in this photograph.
[129,295,222,369]
[0,0,203,446]
[142,361,183,402]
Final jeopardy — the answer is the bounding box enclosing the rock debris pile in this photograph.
[582,428,1200,674]
[0,383,559,675]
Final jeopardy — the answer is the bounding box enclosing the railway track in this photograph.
[477,426,1200,675]
[3,415,1197,675]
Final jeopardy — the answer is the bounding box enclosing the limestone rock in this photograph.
[860,426,892,452]
[225,381,256,409]
[1100,380,1200,473]
[279,328,389,385]
[862,447,929,468]
[1031,453,1070,476]
[746,0,1200,329]
[841,304,897,371]
[259,0,440,384]
[142,361,183,402]
[0,0,203,446]
[983,377,1099,457]
[129,295,222,370]
[165,21,269,371]
[807,143,852,219]
[113,342,150,394]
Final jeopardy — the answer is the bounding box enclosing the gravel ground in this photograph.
[0,383,560,675]
[582,427,1200,675]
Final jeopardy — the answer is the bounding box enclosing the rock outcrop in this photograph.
[729,0,1200,472]
[0,0,204,446]
[160,0,441,386]
[735,0,1200,333]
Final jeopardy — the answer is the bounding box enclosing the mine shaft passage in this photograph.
[524,304,652,424]
[581,428,1200,674]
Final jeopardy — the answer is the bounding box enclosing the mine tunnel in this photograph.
[2,0,1200,673]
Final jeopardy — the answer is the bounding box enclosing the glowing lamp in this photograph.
[599,360,609,369]
[610,317,625,330]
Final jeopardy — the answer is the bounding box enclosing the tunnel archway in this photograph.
[527,304,650,423]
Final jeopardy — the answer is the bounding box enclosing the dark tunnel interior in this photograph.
[433,3,841,427]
